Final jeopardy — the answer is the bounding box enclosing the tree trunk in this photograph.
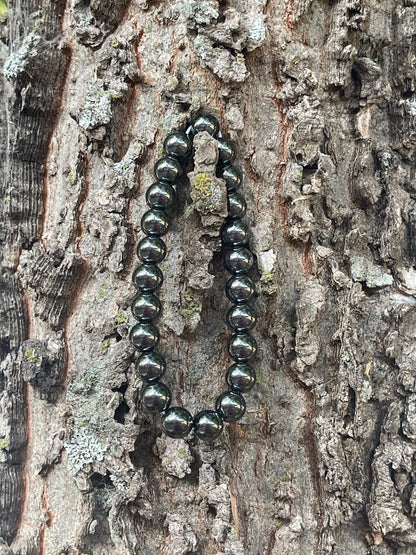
[1,0,416,553]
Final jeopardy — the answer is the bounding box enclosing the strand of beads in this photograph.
[130,114,257,441]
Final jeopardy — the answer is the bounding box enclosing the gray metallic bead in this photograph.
[137,237,166,264]
[162,407,193,438]
[142,382,171,413]
[226,275,255,304]
[193,410,223,441]
[130,322,159,352]
[226,363,256,393]
[154,156,182,183]
[228,333,257,362]
[215,391,246,422]
[131,293,161,321]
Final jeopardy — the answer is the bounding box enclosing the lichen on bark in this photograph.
[2,0,416,554]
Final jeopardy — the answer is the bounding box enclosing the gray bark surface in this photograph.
[1,0,416,553]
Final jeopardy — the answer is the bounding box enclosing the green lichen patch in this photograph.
[98,282,109,298]
[0,0,7,21]
[183,290,202,316]
[25,347,38,363]
[32,14,45,31]
[192,172,212,199]
[0,437,8,462]
[261,271,278,295]
[0,438,9,450]
[67,171,76,184]
[100,339,110,355]
[115,310,127,325]
[177,448,187,459]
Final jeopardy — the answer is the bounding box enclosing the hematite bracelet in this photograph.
[130,114,257,441]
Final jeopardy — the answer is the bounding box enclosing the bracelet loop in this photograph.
[130,114,257,441]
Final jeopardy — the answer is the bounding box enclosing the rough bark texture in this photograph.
[1,0,416,553]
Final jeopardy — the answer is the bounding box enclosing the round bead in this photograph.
[193,410,223,441]
[131,293,161,321]
[222,221,249,246]
[226,275,255,304]
[217,138,236,167]
[154,157,182,183]
[215,391,246,422]
[227,304,256,332]
[191,114,219,137]
[164,132,192,159]
[132,264,163,292]
[218,165,242,189]
[142,383,171,413]
[225,247,254,274]
[226,363,256,392]
[141,209,169,237]
[130,322,159,352]
[146,182,175,210]
[137,237,166,264]
[136,352,166,382]
[228,333,257,361]
[227,191,246,219]
[162,407,193,438]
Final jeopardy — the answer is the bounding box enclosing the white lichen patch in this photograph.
[259,249,276,284]
[3,31,42,79]
[246,15,267,52]
[349,254,393,289]
[259,249,276,272]
[65,428,105,474]
[109,466,129,491]
[180,0,219,26]
[78,82,112,130]
[405,98,416,117]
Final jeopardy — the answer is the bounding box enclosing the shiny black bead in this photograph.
[215,391,246,422]
[191,114,219,137]
[130,322,159,352]
[226,363,256,392]
[162,407,193,438]
[228,333,257,361]
[222,221,249,246]
[137,237,166,264]
[225,247,254,274]
[218,165,242,189]
[226,275,255,304]
[227,191,246,219]
[217,138,236,167]
[132,264,163,292]
[164,132,192,159]
[131,293,161,321]
[193,410,223,441]
[146,182,175,210]
[154,157,183,183]
[141,209,169,237]
[227,304,256,332]
[136,352,166,382]
[142,383,171,413]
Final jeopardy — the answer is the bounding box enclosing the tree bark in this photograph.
[1,0,416,553]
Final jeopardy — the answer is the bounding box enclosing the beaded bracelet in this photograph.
[130,114,257,441]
